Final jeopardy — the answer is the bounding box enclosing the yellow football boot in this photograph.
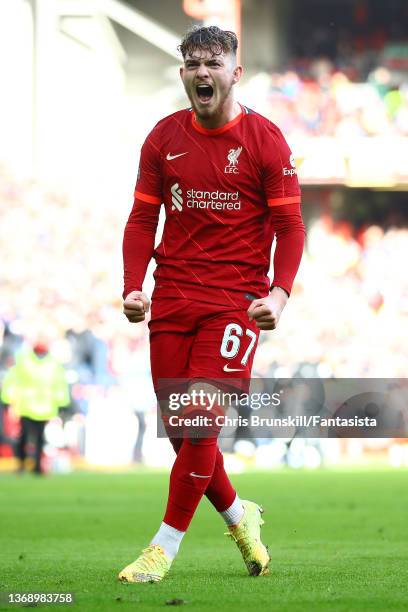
[226,500,270,576]
[118,545,171,583]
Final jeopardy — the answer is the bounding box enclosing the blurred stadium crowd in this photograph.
[264,66,406,139]
[240,60,408,139]
[1,8,407,466]
[1,167,407,469]
[0,166,406,393]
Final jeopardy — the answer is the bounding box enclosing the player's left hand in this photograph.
[247,288,288,330]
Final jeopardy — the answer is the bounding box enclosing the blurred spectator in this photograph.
[1,342,70,474]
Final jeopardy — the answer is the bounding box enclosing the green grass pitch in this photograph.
[0,469,407,611]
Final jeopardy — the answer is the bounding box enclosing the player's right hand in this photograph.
[123,291,150,323]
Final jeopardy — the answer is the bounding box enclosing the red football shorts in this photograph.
[149,297,260,390]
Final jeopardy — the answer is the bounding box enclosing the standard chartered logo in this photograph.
[170,184,241,212]
[170,183,241,213]
[171,182,183,211]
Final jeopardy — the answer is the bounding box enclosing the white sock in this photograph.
[220,495,244,526]
[150,522,185,560]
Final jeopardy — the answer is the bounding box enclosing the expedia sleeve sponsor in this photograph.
[262,124,301,203]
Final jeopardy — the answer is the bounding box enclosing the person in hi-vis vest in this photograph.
[1,343,70,474]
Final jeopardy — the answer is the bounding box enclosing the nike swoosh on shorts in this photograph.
[223,364,245,372]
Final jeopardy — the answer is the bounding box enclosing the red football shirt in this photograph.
[123,104,304,307]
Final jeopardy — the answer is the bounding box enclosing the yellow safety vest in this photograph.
[1,349,70,421]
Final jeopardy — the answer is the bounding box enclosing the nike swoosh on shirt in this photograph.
[223,364,246,372]
[166,152,188,160]
[190,472,211,478]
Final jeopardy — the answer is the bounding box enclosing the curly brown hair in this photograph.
[178,26,238,59]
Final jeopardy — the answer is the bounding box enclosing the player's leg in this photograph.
[161,435,218,531]
[149,320,191,456]
[153,304,261,537]
[188,307,259,516]
[148,325,233,563]
[188,308,270,576]
[119,378,223,582]
[119,299,197,583]
[119,300,267,582]
[119,300,247,582]
[149,302,239,543]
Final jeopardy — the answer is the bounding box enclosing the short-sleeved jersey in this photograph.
[135,105,301,307]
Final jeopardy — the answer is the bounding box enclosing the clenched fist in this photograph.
[123,290,150,323]
[247,287,288,330]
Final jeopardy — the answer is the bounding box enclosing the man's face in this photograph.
[180,49,242,120]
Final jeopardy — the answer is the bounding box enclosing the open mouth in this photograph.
[196,83,214,102]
